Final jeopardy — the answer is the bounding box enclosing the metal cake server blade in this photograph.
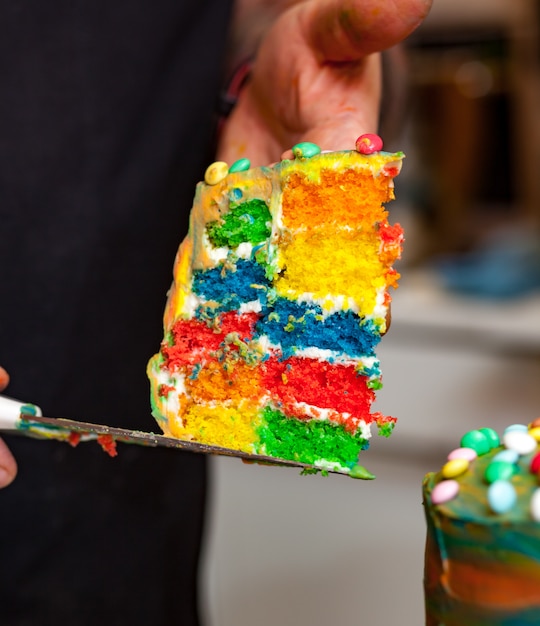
[0,395,374,478]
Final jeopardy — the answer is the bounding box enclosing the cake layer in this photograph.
[148,140,403,475]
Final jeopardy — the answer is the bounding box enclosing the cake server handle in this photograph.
[0,395,42,431]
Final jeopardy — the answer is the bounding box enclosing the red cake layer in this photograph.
[261,357,374,421]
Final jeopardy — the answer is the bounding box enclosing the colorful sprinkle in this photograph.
[432,479,460,504]
[355,133,383,155]
[229,158,251,173]
[503,430,537,456]
[291,142,321,159]
[460,430,491,456]
[442,458,469,479]
[447,447,477,462]
[488,480,517,514]
[204,161,229,185]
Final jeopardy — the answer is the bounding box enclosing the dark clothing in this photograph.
[0,0,233,623]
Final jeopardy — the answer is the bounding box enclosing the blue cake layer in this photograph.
[192,259,270,312]
[256,298,381,358]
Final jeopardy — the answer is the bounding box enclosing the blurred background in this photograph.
[202,2,540,624]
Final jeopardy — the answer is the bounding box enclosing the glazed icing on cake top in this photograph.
[148,138,404,475]
[423,419,540,624]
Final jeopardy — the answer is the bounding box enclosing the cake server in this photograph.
[0,395,374,478]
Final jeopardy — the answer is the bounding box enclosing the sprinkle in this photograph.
[355,133,383,155]
[488,480,517,514]
[432,479,459,504]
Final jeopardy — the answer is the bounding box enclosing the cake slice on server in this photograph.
[147,135,404,476]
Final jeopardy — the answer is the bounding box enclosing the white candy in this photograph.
[531,488,540,522]
[503,430,537,456]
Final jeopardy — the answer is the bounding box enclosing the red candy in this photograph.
[355,133,383,155]
[530,451,540,474]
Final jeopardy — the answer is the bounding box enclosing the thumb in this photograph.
[303,0,432,61]
[0,438,17,488]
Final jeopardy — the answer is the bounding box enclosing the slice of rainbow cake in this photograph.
[147,137,404,475]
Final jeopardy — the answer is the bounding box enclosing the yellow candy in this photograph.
[442,457,469,479]
[529,427,540,441]
[204,161,229,185]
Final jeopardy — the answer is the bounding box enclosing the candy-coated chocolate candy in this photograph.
[492,449,519,464]
[292,142,321,159]
[460,430,491,456]
[431,479,460,505]
[488,480,517,514]
[503,430,537,456]
[229,158,251,173]
[442,458,469,479]
[531,488,540,521]
[530,451,540,474]
[484,460,515,484]
[479,427,500,449]
[529,427,540,442]
[504,423,528,435]
[447,447,477,462]
[204,161,229,185]
[355,133,383,155]
[529,417,540,429]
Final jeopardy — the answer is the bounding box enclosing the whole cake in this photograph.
[423,420,540,625]
[147,136,404,475]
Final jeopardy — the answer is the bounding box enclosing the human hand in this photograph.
[0,367,18,488]
[218,0,431,166]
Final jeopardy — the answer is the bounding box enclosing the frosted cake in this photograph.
[147,136,404,475]
[423,420,540,624]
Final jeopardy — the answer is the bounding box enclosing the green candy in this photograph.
[479,427,500,449]
[292,141,321,159]
[461,429,491,456]
[229,158,251,173]
[349,464,376,480]
[485,460,515,484]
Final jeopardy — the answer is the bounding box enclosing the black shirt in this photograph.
[0,1,233,623]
